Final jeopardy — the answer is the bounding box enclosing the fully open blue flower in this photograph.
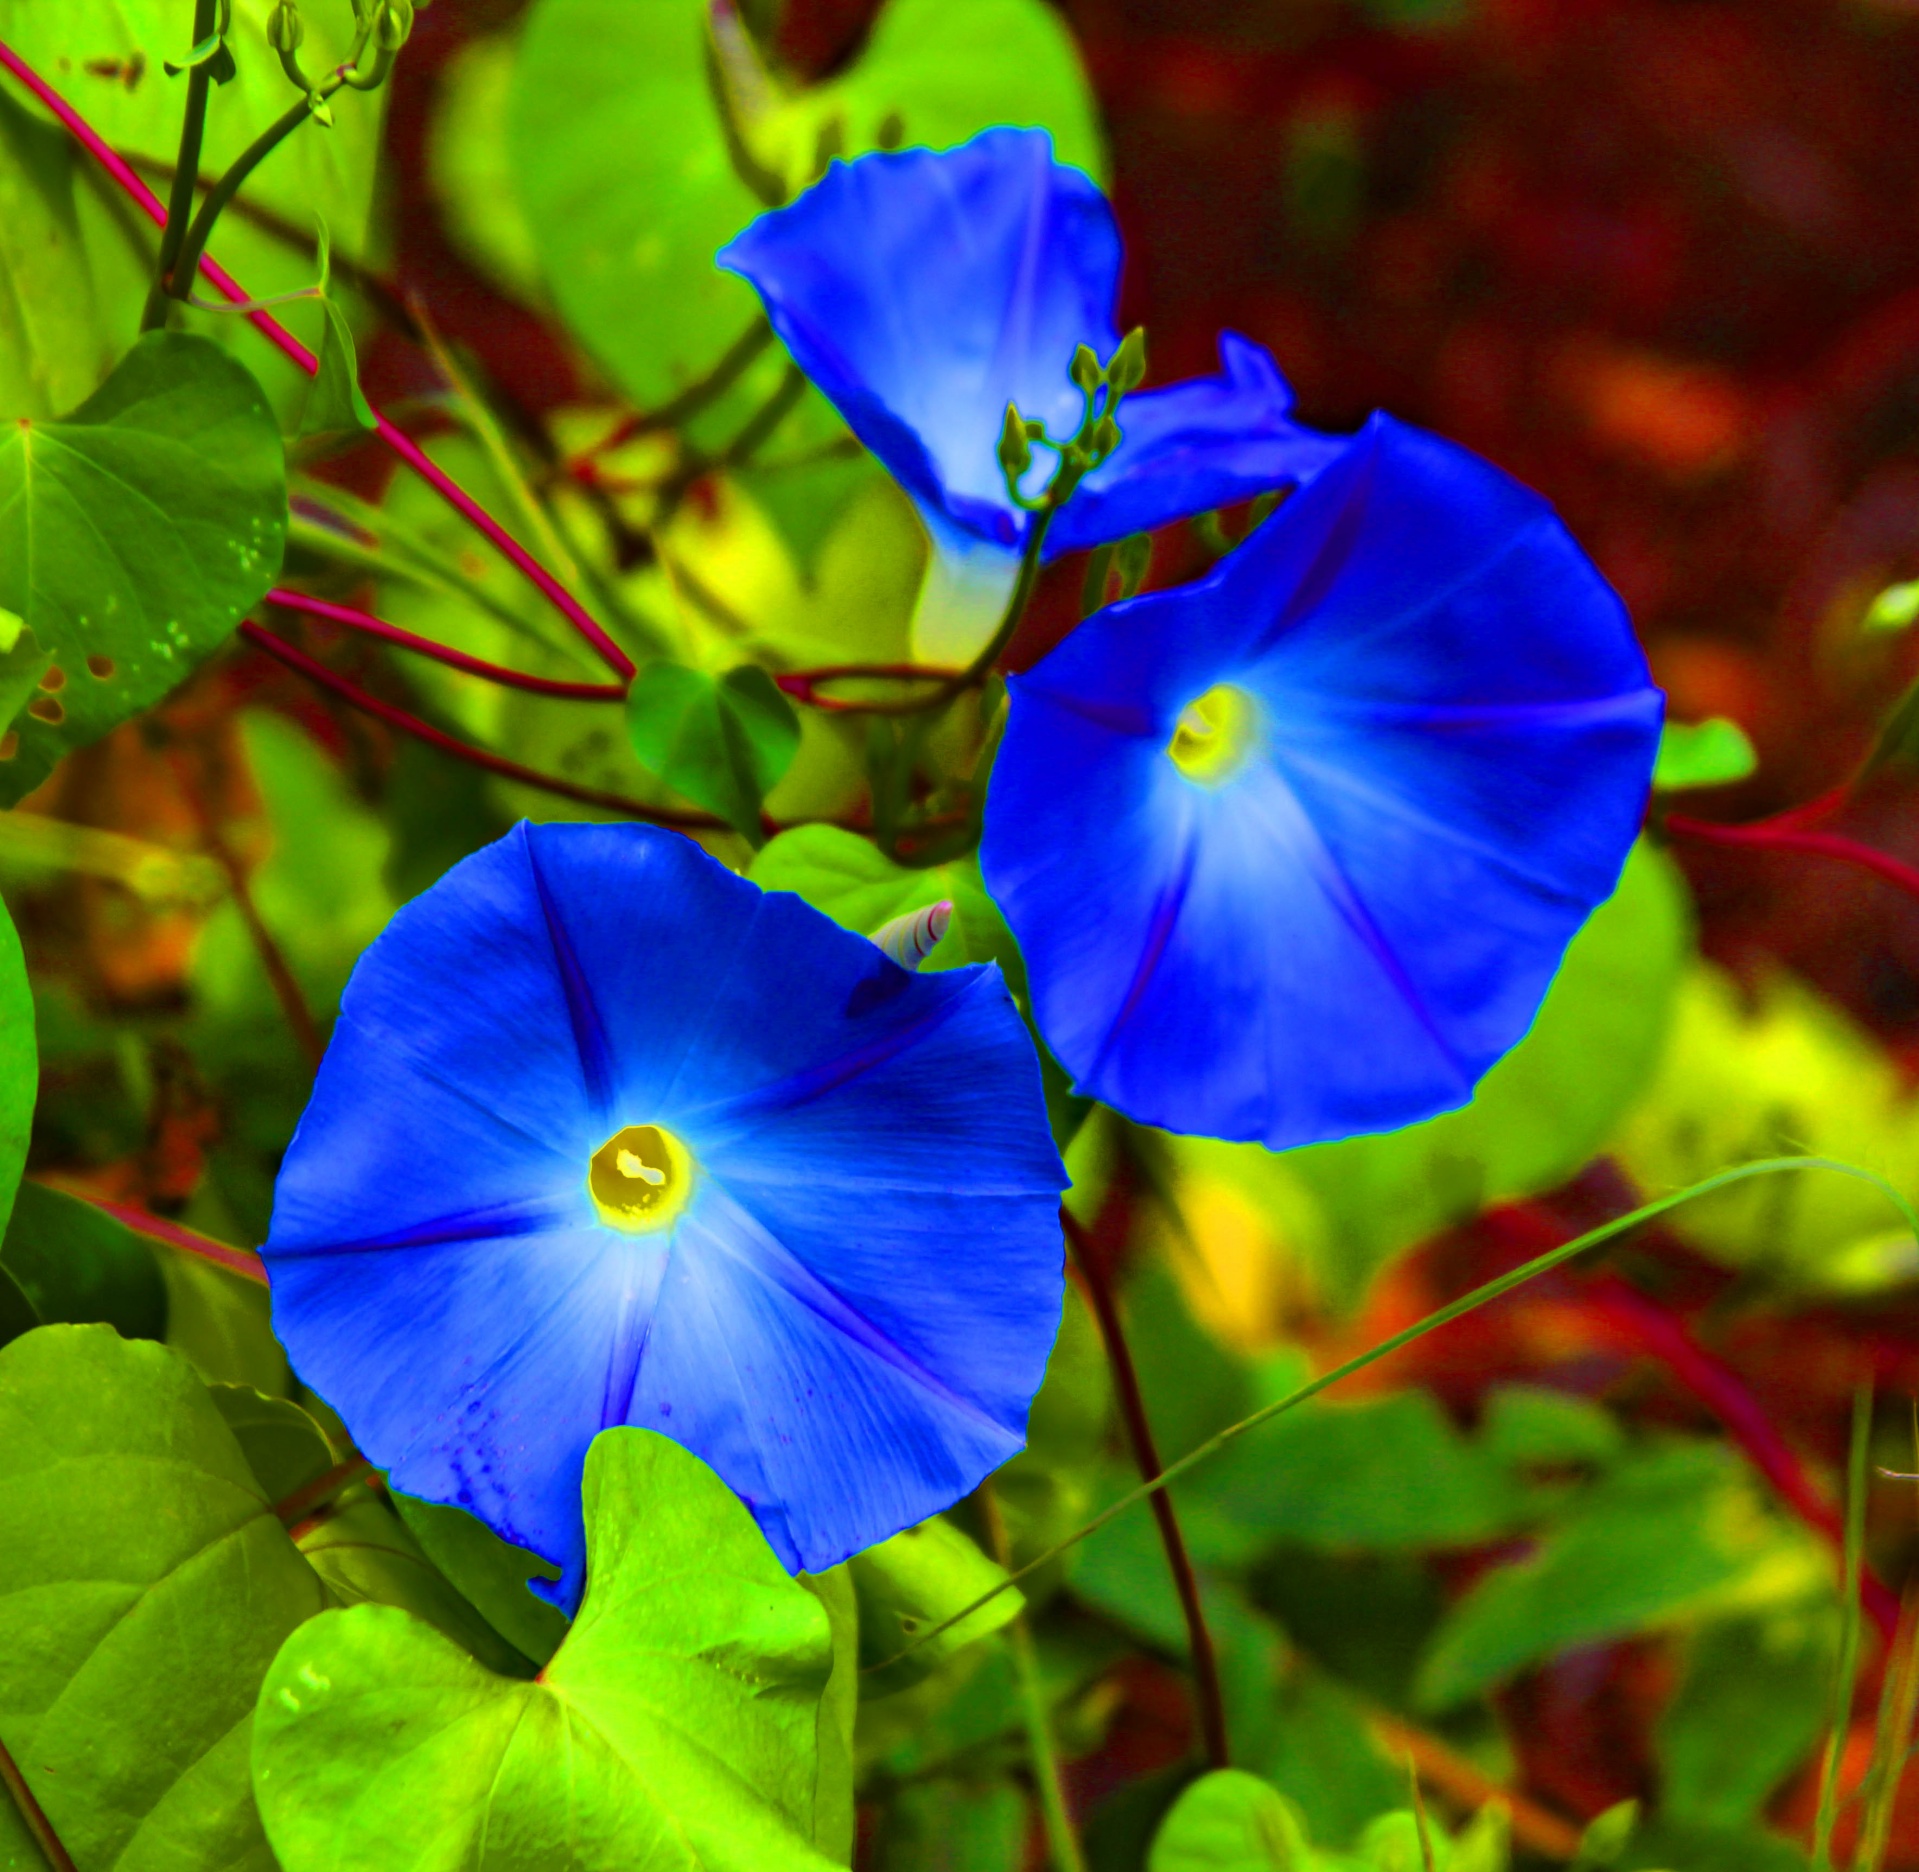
[718,127,1344,662]
[980,415,1665,1150]
[263,824,1067,1609]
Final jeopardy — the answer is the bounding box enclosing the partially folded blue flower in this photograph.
[263,823,1067,1610]
[980,415,1665,1150]
[718,127,1342,661]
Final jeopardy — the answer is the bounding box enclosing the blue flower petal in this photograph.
[718,127,1119,549]
[1048,333,1352,555]
[265,824,1067,1605]
[981,414,1664,1149]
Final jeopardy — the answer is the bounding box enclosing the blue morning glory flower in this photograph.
[717,127,1344,662]
[262,823,1067,1609]
[980,415,1665,1150]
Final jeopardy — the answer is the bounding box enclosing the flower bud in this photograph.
[1087,412,1121,462]
[377,0,414,50]
[996,403,1033,483]
[1069,343,1102,393]
[267,2,304,52]
[1106,326,1147,395]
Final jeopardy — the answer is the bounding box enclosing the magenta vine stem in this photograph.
[66,1188,270,1285]
[1059,1205,1231,1771]
[774,662,963,715]
[0,38,636,683]
[267,590,629,701]
[242,621,721,828]
[1667,814,1919,911]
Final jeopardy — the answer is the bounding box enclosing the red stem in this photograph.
[242,621,719,828]
[0,39,635,682]
[1061,1205,1231,1770]
[70,1190,270,1286]
[775,663,965,716]
[0,1731,77,1872]
[267,590,628,701]
[1491,1204,1901,1645]
[1667,815,1919,909]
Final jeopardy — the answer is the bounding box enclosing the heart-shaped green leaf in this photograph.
[626,659,800,840]
[253,1428,842,1871]
[0,330,287,804]
[0,1323,327,1869]
[1147,1770,1312,1872]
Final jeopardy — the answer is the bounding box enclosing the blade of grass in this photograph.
[1814,1382,1874,1872]
[1854,1404,1919,1872]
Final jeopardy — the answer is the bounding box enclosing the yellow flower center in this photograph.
[1168,684,1259,785]
[588,1124,694,1233]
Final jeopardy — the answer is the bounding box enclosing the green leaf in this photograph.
[1193,1384,1530,1552]
[426,31,546,305]
[851,1515,1025,1695]
[1611,963,1919,1291]
[1250,1668,1403,1852]
[800,1565,858,1865]
[0,331,287,804]
[253,1427,841,1871]
[1865,578,1919,632]
[1652,716,1757,791]
[389,1491,569,1669]
[1573,1801,1638,1869]
[0,1180,165,1340]
[751,825,1015,973]
[625,658,800,839]
[291,295,377,460]
[161,1237,289,1393]
[511,0,1103,412]
[1656,1612,1833,1828]
[208,1383,334,1502]
[1413,1443,1825,1710]
[0,614,54,740]
[0,896,33,1239]
[0,1259,37,1345]
[295,1486,542,1679]
[0,88,111,420]
[878,1777,1030,1872]
[0,1323,327,1868]
[1147,1769,1312,1871]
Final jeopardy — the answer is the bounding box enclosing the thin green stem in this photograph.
[1814,1383,1874,1872]
[865,1156,1919,1679]
[981,1481,1086,1872]
[141,0,218,329]
[169,19,378,299]
[168,91,316,297]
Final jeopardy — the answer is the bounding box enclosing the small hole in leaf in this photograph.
[28,696,64,726]
[38,665,65,692]
[86,655,115,680]
[0,733,16,761]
